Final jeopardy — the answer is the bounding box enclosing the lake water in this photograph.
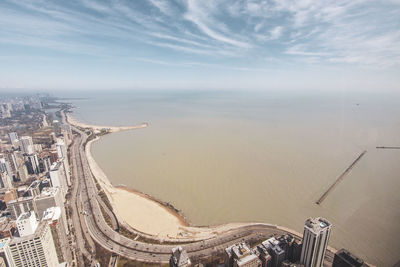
[64,89,400,267]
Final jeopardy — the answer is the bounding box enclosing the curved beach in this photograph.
[66,111,355,265]
[67,113,268,241]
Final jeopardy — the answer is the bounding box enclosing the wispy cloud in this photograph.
[148,0,175,16]
[0,0,399,72]
[184,0,251,48]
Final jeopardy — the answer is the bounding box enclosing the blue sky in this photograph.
[0,0,399,91]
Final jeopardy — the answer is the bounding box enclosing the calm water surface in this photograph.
[65,90,400,267]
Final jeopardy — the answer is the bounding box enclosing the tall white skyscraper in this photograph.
[300,217,332,267]
[8,221,59,267]
[16,212,38,237]
[8,132,18,144]
[49,161,68,199]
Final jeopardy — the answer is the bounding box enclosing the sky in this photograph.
[0,0,399,91]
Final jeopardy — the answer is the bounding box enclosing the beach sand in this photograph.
[66,113,147,133]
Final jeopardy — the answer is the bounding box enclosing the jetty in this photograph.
[376,146,400,150]
[316,150,367,205]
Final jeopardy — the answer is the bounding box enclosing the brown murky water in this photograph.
[70,90,400,266]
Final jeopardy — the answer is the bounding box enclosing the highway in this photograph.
[68,122,335,265]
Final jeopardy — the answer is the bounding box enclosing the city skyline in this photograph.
[0,0,399,91]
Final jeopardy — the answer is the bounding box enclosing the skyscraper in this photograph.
[8,220,59,267]
[8,132,18,146]
[19,136,34,155]
[300,217,331,267]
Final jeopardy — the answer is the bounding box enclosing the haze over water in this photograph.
[67,90,400,267]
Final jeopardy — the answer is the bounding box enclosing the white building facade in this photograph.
[300,217,332,267]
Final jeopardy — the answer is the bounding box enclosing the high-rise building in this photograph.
[4,152,17,178]
[252,245,272,267]
[8,221,59,267]
[19,136,34,155]
[0,172,12,189]
[26,154,40,175]
[16,211,38,237]
[300,217,332,267]
[34,187,68,234]
[42,207,72,263]
[49,161,68,199]
[332,249,367,267]
[53,120,60,135]
[7,196,35,220]
[0,158,12,177]
[8,132,18,145]
[0,238,14,267]
[39,153,52,173]
[262,237,286,267]
[17,164,28,182]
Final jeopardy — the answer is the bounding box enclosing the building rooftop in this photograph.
[42,207,61,222]
[38,187,58,198]
[262,237,279,248]
[17,211,32,221]
[305,217,331,234]
[231,243,251,259]
[10,221,47,244]
[50,161,62,171]
[236,254,260,267]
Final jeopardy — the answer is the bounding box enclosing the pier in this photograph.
[316,150,367,205]
[376,146,400,149]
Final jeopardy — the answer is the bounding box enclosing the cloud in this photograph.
[184,0,251,48]
[0,0,399,70]
[270,26,283,40]
[285,45,331,57]
[148,0,175,16]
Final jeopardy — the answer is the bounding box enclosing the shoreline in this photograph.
[66,112,148,133]
[85,135,268,241]
[65,110,345,255]
[67,112,262,241]
[63,110,364,266]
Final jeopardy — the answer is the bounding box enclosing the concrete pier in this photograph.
[316,150,367,205]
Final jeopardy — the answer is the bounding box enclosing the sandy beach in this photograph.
[67,111,350,264]
[66,112,147,133]
[67,112,261,241]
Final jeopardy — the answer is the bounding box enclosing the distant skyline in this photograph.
[0,0,399,91]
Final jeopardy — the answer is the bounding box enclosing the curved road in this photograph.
[70,125,304,264]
